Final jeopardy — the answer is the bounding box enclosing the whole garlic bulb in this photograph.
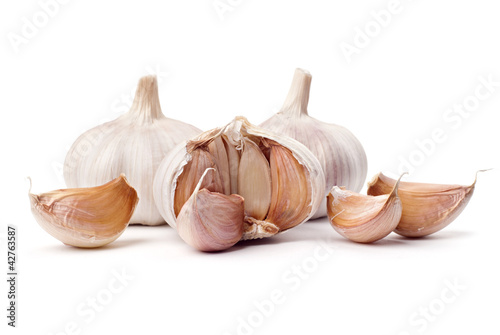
[153,116,325,242]
[260,68,368,219]
[64,75,202,225]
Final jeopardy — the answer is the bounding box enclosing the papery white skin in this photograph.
[64,75,201,225]
[153,116,325,230]
[260,68,368,219]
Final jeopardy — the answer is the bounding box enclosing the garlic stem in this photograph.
[281,68,312,117]
[126,75,165,124]
[473,169,492,185]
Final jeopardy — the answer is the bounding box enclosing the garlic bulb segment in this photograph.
[64,75,201,226]
[173,148,224,216]
[237,138,272,220]
[327,174,404,243]
[223,135,240,194]
[260,68,368,219]
[29,174,138,248]
[176,168,245,252]
[208,136,231,195]
[367,171,486,237]
[154,116,325,240]
[263,139,313,231]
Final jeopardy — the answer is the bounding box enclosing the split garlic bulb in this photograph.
[64,75,202,225]
[153,116,325,245]
[260,68,368,219]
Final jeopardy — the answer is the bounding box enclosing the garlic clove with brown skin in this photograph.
[176,168,245,252]
[327,174,404,243]
[29,174,138,248]
[260,68,368,219]
[262,138,313,231]
[367,171,487,237]
[173,148,225,217]
[64,75,201,226]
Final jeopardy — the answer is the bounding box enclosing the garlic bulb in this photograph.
[64,75,201,225]
[260,68,368,219]
[176,168,245,252]
[29,174,138,248]
[367,171,486,237]
[327,174,404,243]
[153,116,325,241]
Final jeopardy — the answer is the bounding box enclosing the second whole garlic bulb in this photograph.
[260,68,368,219]
[64,75,202,225]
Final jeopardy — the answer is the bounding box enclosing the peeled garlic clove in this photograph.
[154,116,325,241]
[29,174,138,248]
[367,172,484,237]
[176,169,244,252]
[64,75,201,225]
[237,138,271,220]
[327,175,404,243]
[260,68,368,219]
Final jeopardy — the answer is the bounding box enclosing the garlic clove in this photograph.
[260,68,368,219]
[64,75,201,226]
[29,174,138,248]
[367,171,486,237]
[237,138,272,220]
[208,136,231,195]
[174,148,224,216]
[222,134,240,195]
[327,174,404,243]
[176,169,244,252]
[262,138,312,232]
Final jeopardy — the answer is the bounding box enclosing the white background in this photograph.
[1,0,499,334]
